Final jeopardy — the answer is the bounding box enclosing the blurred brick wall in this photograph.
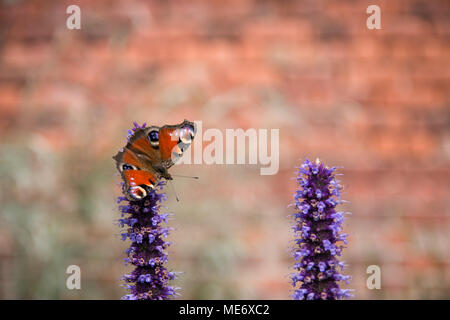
[0,0,449,299]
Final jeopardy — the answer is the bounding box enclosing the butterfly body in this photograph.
[113,120,196,200]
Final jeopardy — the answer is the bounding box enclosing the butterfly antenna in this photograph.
[172,174,199,180]
[168,180,180,202]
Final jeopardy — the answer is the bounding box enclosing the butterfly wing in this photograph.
[114,149,158,200]
[113,129,161,200]
[158,120,196,168]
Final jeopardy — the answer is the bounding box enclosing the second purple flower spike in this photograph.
[290,158,353,300]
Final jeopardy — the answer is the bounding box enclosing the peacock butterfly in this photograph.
[113,119,196,200]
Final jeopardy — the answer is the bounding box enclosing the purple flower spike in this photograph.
[117,123,179,300]
[290,158,353,300]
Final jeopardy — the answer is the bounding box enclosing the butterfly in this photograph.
[113,119,196,200]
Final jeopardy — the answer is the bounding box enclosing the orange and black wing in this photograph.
[157,120,196,168]
[113,128,160,200]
